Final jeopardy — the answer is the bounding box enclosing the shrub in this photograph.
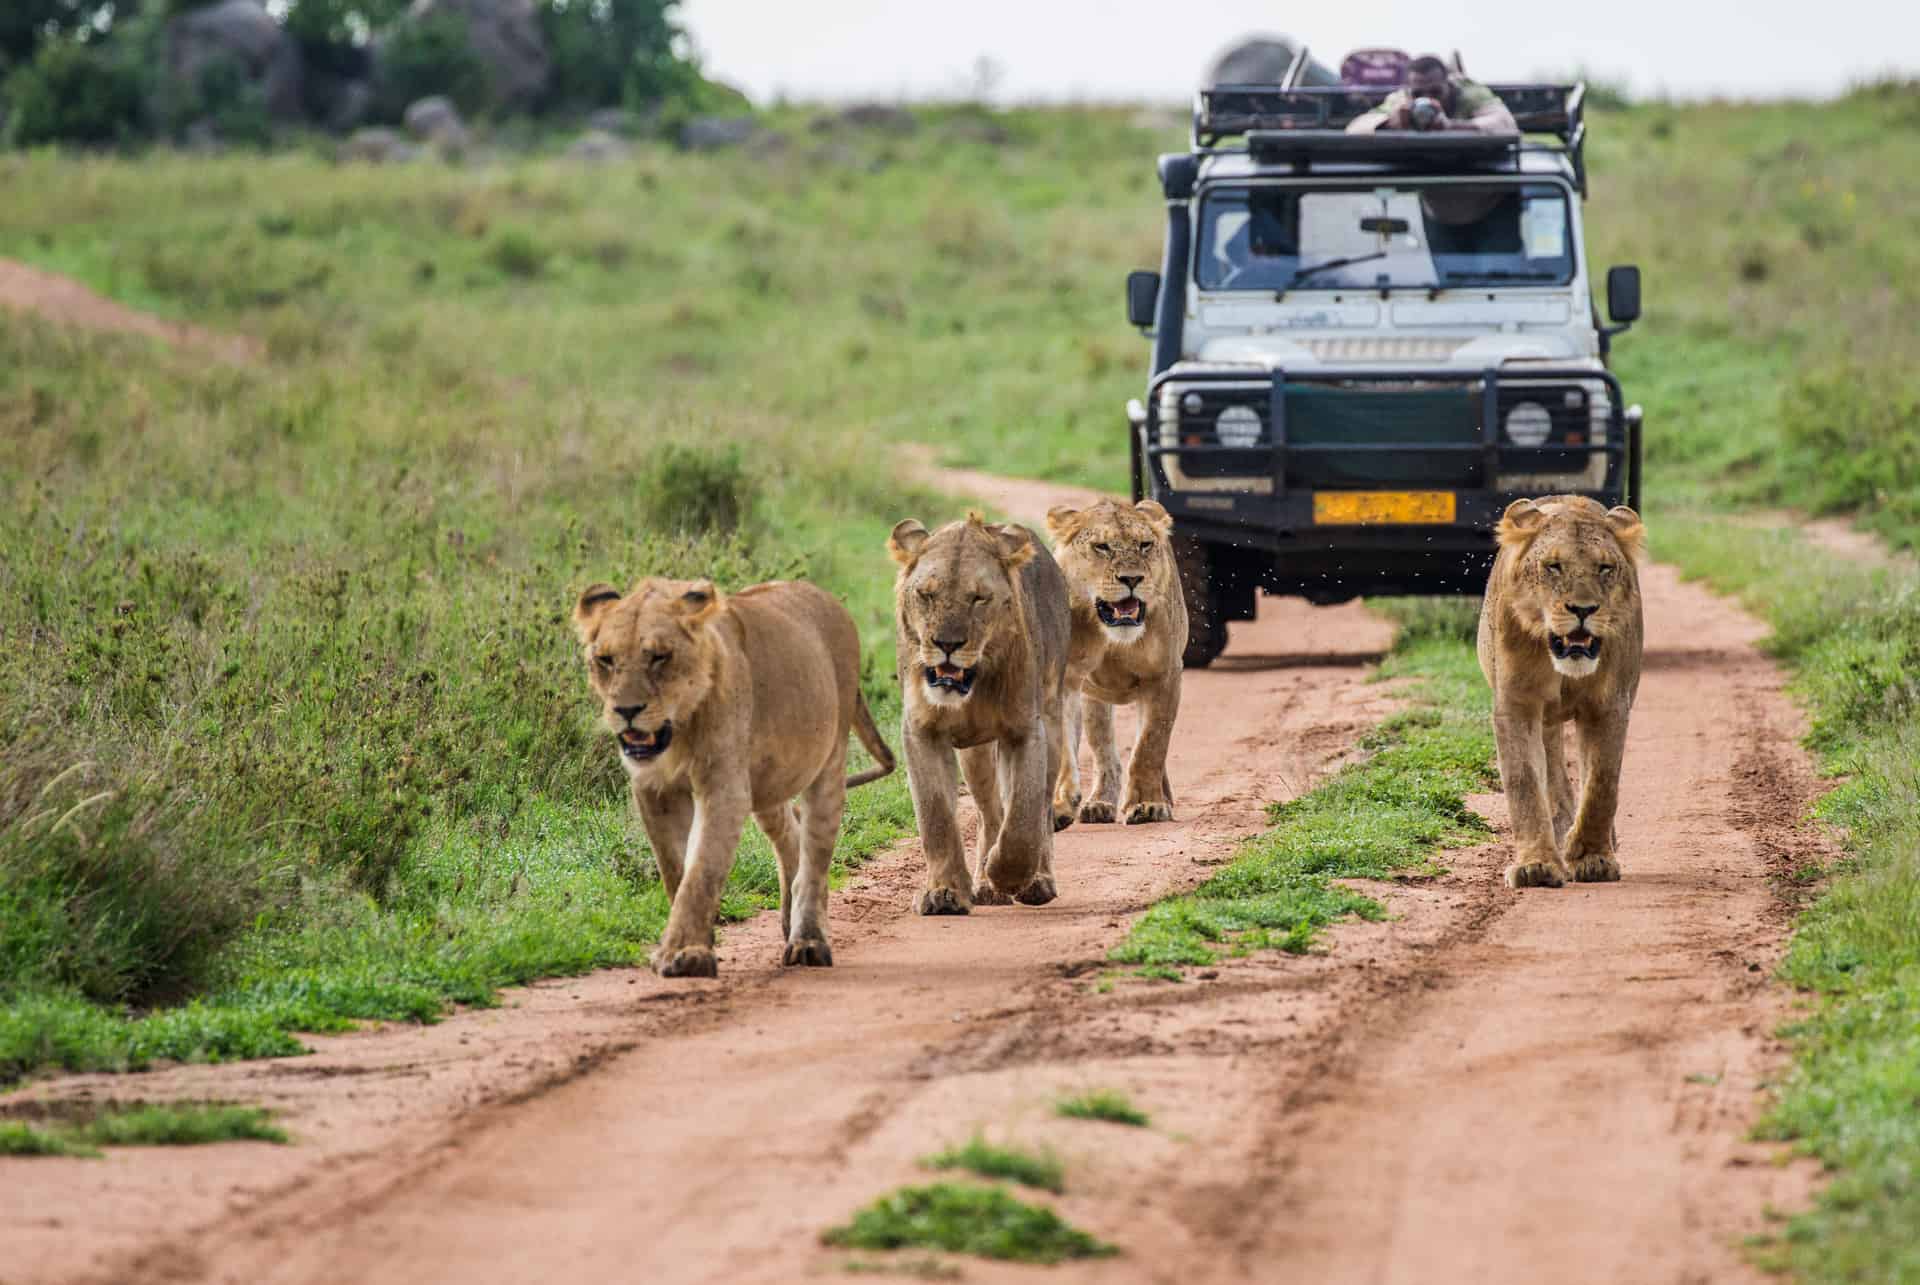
[640,444,755,535]
[538,0,680,114]
[373,10,489,121]
[1779,363,1920,516]
[487,226,549,278]
[1,40,147,147]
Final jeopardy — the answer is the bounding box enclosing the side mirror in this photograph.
[1126,270,1160,330]
[1606,265,1641,325]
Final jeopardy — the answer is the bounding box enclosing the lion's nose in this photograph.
[1567,604,1598,623]
[932,637,966,657]
[1118,575,1143,591]
[614,703,647,722]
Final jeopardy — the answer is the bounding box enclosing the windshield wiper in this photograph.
[1278,251,1388,295]
[1436,269,1562,284]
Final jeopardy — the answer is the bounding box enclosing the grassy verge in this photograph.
[822,1183,1115,1264]
[1646,510,1920,1281]
[1109,600,1491,973]
[1054,1089,1150,1128]
[0,1102,285,1156]
[923,1136,1064,1193]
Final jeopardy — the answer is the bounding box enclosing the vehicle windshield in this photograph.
[1196,182,1575,291]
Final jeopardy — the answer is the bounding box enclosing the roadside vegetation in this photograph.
[0,1102,285,1156]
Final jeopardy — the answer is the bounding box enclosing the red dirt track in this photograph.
[4,463,1824,1285]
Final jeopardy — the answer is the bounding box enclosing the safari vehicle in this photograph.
[1123,76,1644,668]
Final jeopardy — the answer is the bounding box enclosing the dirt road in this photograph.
[7,467,1823,1285]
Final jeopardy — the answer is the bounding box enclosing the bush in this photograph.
[2,39,147,147]
[640,443,755,535]
[538,0,679,114]
[373,10,489,121]
[160,52,273,146]
[1779,363,1920,516]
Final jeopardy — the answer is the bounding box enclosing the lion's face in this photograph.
[1497,497,1645,679]
[888,514,1036,708]
[572,578,723,771]
[1045,499,1176,645]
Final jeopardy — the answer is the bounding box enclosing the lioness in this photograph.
[1045,498,1187,827]
[1477,495,1646,889]
[889,513,1072,912]
[573,577,895,976]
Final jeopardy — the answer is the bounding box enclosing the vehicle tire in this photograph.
[1174,531,1227,669]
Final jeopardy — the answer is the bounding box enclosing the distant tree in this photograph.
[536,0,693,113]
[0,0,114,73]
[372,9,490,120]
[281,0,407,77]
[2,37,147,145]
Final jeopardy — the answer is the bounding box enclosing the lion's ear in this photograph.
[1133,498,1174,535]
[1044,505,1082,540]
[1495,498,1546,549]
[989,523,1036,570]
[676,579,725,626]
[889,519,930,567]
[1605,505,1647,560]
[573,583,621,641]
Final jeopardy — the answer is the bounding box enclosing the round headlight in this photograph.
[1504,401,1553,448]
[1216,405,1262,448]
[1181,392,1204,415]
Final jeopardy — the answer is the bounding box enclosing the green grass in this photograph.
[822,1183,1115,1264]
[1637,510,1920,1282]
[0,1102,285,1156]
[1053,1089,1149,1128]
[923,1135,1065,1193]
[1111,603,1492,972]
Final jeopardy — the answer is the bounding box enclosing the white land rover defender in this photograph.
[1124,80,1644,668]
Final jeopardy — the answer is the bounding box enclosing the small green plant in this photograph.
[1054,1089,1148,1128]
[1,40,147,147]
[823,1183,1114,1264]
[923,1135,1064,1193]
[488,228,550,279]
[0,1102,286,1155]
[640,443,756,535]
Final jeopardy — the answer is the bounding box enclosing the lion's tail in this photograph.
[845,689,897,790]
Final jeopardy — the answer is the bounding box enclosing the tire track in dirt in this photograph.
[0,258,262,364]
[7,462,1829,1285]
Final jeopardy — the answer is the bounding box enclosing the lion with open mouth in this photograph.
[1046,497,1188,828]
[1477,495,1647,889]
[889,513,1072,912]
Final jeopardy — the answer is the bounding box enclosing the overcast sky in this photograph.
[680,0,1917,104]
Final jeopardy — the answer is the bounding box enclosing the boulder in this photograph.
[566,129,630,162]
[342,127,421,163]
[399,0,549,112]
[310,74,376,132]
[679,115,758,151]
[164,0,304,122]
[586,106,650,137]
[1203,35,1341,87]
[814,103,917,135]
[403,95,469,147]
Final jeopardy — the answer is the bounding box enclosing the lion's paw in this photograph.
[1014,875,1057,906]
[970,881,1013,906]
[1504,859,1567,889]
[1052,806,1076,833]
[1078,800,1117,824]
[917,886,973,916]
[782,936,834,967]
[653,945,719,978]
[1124,800,1173,825]
[1569,851,1621,882]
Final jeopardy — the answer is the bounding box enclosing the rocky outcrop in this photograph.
[1203,35,1341,87]
[397,0,549,112]
[164,0,305,121]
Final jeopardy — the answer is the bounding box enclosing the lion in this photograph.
[572,576,895,977]
[1045,498,1187,827]
[888,513,1072,912]
[1477,495,1646,889]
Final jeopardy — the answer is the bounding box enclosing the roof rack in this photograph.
[1193,83,1589,194]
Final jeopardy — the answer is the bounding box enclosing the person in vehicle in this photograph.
[1346,55,1518,135]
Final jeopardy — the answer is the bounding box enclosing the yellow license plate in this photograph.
[1312,491,1457,525]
